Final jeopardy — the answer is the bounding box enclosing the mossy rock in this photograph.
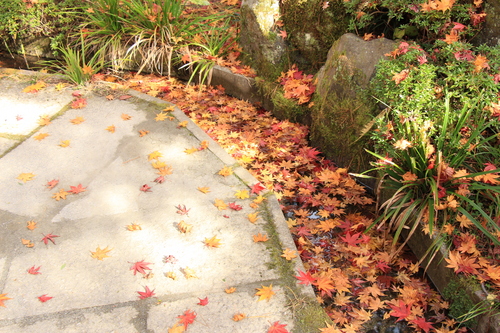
[280,0,351,73]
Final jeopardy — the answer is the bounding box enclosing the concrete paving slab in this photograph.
[0,69,325,332]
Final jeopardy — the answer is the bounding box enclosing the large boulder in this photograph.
[310,33,396,179]
[240,0,288,80]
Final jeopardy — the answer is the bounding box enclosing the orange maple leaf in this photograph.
[0,293,12,307]
[255,284,275,301]
[204,236,222,248]
[392,69,410,84]
[253,232,268,242]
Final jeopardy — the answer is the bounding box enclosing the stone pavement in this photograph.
[0,69,326,332]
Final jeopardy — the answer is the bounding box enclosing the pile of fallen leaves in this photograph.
[104,72,469,332]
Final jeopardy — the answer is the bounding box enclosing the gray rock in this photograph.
[475,0,500,46]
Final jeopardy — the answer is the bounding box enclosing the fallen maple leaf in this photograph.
[183,267,198,279]
[139,129,149,137]
[130,260,153,275]
[37,115,51,126]
[389,299,412,322]
[59,140,70,148]
[71,98,87,109]
[177,309,196,329]
[253,233,269,242]
[165,271,178,280]
[268,321,289,333]
[34,133,49,141]
[197,186,210,193]
[197,297,209,306]
[168,323,185,333]
[281,248,298,260]
[225,287,236,293]
[137,286,155,299]
[255,284,275,301]
[0,294,11,307]
[21,238,34,248]
[228,202,242,211]
[148,151,163,160]
[151,161,167,169]
[27,265,41,275]
[38,294,53,303]
[26,220,37,230]
[41,233,59,245]
[295,269,315,285]
[106,125,116,133]
[214,198,228,210]
[90,246,112,260]
[218,166,233,177]
[140,184,152,192]
[70,116,85,124]
[52,188,69,201]
[119,94,132,100]
[46,179,59,189]
[251,182,266,195]
[23,80,46,93]
[176,204,190,215]
[204,236,222,248]
[121,113,132,120]
[177,120,188,128]
[17,172,35,183]
[68,184,87,194]
[247,212,259,223]
[177,220,193,233]
[126,223,142,231]
[235,189,249,199]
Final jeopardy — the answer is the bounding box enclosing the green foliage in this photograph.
[0,0,82,47]
[341,0,485,42]
[364,40,500,250]
[443,276,481,327]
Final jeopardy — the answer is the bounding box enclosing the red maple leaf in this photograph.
[340,232,362,247]
[268,321,289,333]
[27,265,41,275]
[46,179,59,189]
[295,269,315,285]
[228,202,242,211]
[71,98,87,109]
[389,299,412,322]
[251,182,266,195]
[140,184,152,192]
[411,317,435,333]
[137,286,155,299]
[41,233,59,245]
[68,184,87,194]
[38,294,53,302]
[177,309,196,329]
[154,176,165,184]
[176,204,190,215]
[130,260,153,275]
[197,297,209,306]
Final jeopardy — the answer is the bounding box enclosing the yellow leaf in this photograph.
[197,186,210,193]
[235,189,249,200]
[23,80,46,93]
[183,267,198,279]
[214,198,228,210]
[184,147,199,154]
[37,115,51,126]
[26,220,37,230]
[106,125,116,133]
[225,287,236,294]
[155,113,169,121]
[165,271,178,280]
[232,313,246,321]
[253,232,268,243]
[34,133,49,141]
[59,140,71,148]
[55,82,68,91]
[52,189,69,201]
[177,120,188,128]
[177,220,193,233]
[70,116,85,124]
[218,166,233,177]
[21,238,34,248]
[247,212,259,224]
[204,235,222,248]
[90,246,112,260]
[17,172,35,182]
[151,161,166,169]
[255,284,275,301]
[126,223,142,231]
[157,166,173,176]
[168,323,185,333]
[281,248,298,260]
[148,151,163,160]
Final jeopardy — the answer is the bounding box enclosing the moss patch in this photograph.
[443,276,482,328]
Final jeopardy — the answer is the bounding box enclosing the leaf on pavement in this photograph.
[253,233,268,243]
[218,166,233,177]
[177,309,196,329]
[139,129,149,137]
[46,179,59,189]
[41,233,59,245]
[268,321,289,333]
[137,286,155,299]
[27,265,41,275]
[197,186,210,193]
[121,113,132,120]
[37,115,51,126]
[21,238,34,248]
[232,313,246,321]
[130,260,153,275]
[34,133,49,141]
[0,294,11,307]
[59,140,70,147]
[71,98,87,109]
[177,220,193,233]
[225,287,236,294]
[70,116,85,124]
[281,248,298,260]
[204,236,222,248]
[106,125,115,133]
[126,223,142,231]
[140,184,152,192]
[176,204,190,215]
[23,80,46,93]
[214,198,228,210]
[167,323,185,333]
[91,246,112,260]
[148,151,163,160]
[183,267,198,279]
[255,284,275,301]
[17,173,35,183]
[247,212,259,223]
[38,294,53,303]
[235,189,249,199]
[52,188,69,200]
[68,184,86,194]
[26,220,37,230]
[197,297,209,306]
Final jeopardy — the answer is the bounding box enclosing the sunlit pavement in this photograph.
[0,69,319,332]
